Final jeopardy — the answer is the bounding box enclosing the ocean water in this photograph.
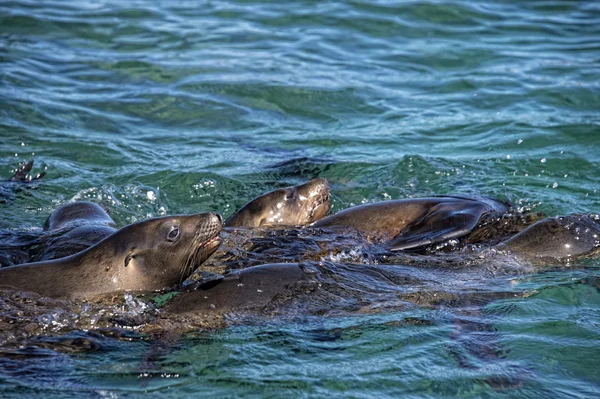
[1,0,599,397]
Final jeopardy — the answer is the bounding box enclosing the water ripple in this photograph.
[1,0,600,397]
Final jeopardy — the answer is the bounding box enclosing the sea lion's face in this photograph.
[225,178,330,228]
[114,212,222,291]
[504,215,600,260]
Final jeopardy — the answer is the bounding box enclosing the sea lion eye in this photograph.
[167,225,180,242]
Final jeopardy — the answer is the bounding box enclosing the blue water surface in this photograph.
[1,0,599,397]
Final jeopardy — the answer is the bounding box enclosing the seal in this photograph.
[43,201,115,230]
[164,263,305,315]
[312,196,508,251]
[499,214,600,261]
[225,178,330,228]
[31,202,118,262]
[0,212,222,299]
[24,179,329,263]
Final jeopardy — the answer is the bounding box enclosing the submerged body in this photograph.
[165,263,305,315]
[0,213,222,299]
[164,262,425,319]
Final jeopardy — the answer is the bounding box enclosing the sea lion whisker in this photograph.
[180,230,214,284]
[180,237,200,284]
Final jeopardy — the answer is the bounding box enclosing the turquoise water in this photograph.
[1,0,600,397]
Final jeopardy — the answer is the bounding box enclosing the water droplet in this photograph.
[552,182,558,189]
[506,155,511,160]
[517,139,523,145]
[540,158,547,163]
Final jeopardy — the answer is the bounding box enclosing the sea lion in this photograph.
[33,202,118,262]
[163,260,511,319]
[312,196,508,251]
[164,263,304,316]
[163,215,600,320]
[43,201,115,230]
[499,214,600,261]
[225,178,330,228]
[0,212,222,299]
[21,178,329,263]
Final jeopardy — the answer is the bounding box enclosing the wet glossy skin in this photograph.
[11,179,328,265]
[23,177,328,263]
[164,263,304,315]
[225,178,330,228]
[0,213,223,299]
[43,201,115,230]
[501,214,600,261]
[313,196,508,251]
[32,202,118,262]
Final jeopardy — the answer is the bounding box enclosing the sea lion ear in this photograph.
[124,252,134,267]
[124,247,139,267]
[124,248,151,267]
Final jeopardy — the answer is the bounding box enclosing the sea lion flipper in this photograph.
[9,160,33,181]
[1,160,46,204]
[388,201,488,251]
[9,160,45,183]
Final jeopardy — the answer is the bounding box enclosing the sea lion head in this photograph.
[43,201,115,230]
[105,212,223,291]
[503,214,600,261]
[225,178,330,228]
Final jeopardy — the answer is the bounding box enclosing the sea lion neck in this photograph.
[0,233,135,299]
